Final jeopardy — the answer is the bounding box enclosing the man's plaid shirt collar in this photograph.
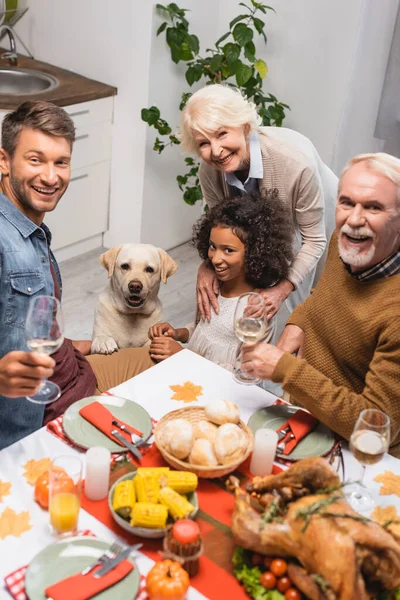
[342,246,400,281]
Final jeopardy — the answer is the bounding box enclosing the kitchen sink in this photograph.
[0,68,59,95]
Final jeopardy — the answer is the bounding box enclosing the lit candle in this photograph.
[250,429,278,477]
[84,447,111,501]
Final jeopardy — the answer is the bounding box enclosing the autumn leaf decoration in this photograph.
[170,381,203,403]
[0,507,32,539]
[0,480,11,502]
[372,505,400,537]
[23,458,53,485]
[374,471,400,498]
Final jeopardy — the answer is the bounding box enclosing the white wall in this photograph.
[218,0,399,172]
[140,0,219,249]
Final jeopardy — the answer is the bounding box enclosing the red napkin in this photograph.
[44,559,133,600]
[277,409,318,455]
[79,401,143,446]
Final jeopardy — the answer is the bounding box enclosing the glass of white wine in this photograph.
[233,292,267,385]
[349,408,390,511]
[25,295,64,405]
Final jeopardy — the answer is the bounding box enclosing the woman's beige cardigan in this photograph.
[199,127,338,307]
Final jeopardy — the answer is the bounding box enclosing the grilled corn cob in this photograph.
[134,473,160,504]
[161,471,198,494]
[113,479,136,519]
[159,486,196,520]
[130,502,168,529]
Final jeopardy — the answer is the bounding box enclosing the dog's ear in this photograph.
[100,245,123,277]
[157,248,178,284]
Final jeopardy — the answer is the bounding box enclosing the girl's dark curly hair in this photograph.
[192,189,294,288]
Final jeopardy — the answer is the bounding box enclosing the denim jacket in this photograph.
[0,192,62,449]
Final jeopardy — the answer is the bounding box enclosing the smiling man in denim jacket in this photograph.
[0,101,153,450]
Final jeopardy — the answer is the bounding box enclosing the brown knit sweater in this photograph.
[272,232,400,457]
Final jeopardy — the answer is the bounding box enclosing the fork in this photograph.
[80,541,123,575]
[111,420,144,444]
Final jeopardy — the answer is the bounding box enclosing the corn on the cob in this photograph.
[134,473,160,504]
[113,479,136,519]
[137,467,170,477]
[162,471,198,494]
[130,502,168,529]
[159,486,195,520]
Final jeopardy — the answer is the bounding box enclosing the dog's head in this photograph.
[100,243,178,313]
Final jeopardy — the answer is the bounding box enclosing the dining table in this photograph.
[0,349,399,600]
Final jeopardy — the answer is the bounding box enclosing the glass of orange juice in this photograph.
[49,455,82,537]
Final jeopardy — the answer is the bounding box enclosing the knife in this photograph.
[111,429,143,460]
[94,547,134,579]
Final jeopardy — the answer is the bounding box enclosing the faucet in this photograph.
[0,25,18,66]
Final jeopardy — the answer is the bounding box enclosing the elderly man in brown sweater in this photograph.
[241,152,400,457]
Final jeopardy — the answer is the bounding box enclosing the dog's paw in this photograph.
[91,337,119,355]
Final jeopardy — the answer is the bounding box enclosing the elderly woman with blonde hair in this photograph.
[180,84,338,321]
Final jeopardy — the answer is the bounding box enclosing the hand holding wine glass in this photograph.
[349,408,390,511]
[233,292,267,385]
[25,295,64,404]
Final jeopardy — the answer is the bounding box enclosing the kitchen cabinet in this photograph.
[0,95,114,257]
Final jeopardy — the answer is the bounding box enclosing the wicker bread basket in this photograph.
[154,406,254,479]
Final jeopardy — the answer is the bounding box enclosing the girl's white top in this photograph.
[187,294,276,371]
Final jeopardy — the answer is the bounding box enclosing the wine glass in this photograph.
[233,292,267,385]
[348,408,390,511]
[25,295,64,404]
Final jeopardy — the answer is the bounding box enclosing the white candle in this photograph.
[84,447,111,501]
[250,429,279,477]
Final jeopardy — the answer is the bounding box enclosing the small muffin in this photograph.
[204,400,240,425]
[163,520,203,577]
[189,439,218,466]
[214,423,248,465]
[161,419,194,460]
[193,420,218,444]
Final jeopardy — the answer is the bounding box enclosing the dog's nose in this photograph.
[128,280,143,294]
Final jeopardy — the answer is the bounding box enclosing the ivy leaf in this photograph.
[158,123,172,135]
[253,17,267,42]
[179,40,195,61]
[233,23,254,47]
[235,61,253,86]
[183,186,203,205]
[141,106,161,126]
[244,41,256,63]
[156,22,168,36]
[188,34,200,54]
[223,42,241,66]
[229,14,248,29]
[215,31,231,47]
[209,54,223,72]
[186,64,203,86]
[221,63,231,79]
[185,157,195,165]
[166,26,185,47]
[254,58,268,79]
[179,92,192,110]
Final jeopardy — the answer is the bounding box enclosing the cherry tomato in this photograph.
[277,576,292,593]
[260,572,277,589]
[270,558,288,577]
[285,588,302,600]
[263,556,273,569]
[251,553,264,566]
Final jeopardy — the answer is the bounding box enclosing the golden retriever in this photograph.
[91,244,178,354]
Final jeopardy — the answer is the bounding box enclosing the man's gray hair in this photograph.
[339,152,400,205]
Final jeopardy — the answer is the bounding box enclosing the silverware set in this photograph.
[80,541,142,578]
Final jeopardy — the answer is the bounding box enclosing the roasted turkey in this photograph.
[231,457,400,600]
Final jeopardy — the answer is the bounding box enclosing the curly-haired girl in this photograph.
[148,189,293,369]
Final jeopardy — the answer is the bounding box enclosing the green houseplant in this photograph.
[141,1,290,205]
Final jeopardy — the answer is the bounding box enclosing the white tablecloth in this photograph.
[0,350,399,600]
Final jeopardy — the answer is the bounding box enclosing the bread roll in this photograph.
[204,400,240,425]
[189,439,218,466]
[160,419,194,460]
[214,423,247,464]
[193,420,218,444]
